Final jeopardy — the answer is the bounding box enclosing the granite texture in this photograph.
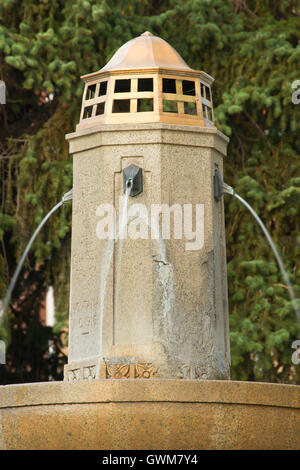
[0,380,299,450]
[65,123,230,381]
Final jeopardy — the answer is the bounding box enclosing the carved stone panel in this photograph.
[104,359,158,379]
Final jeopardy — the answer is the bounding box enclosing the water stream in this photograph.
[0,190,73,327]
[113,183,132,343]
[231,191,300,324]
[98,186,176,349]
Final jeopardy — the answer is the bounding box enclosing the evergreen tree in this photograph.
[0,0,299,383]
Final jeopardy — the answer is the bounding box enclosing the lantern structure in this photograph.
[77,31,214,130]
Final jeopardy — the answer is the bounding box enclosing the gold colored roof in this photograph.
[76,32,216,131]
[99,31,194,73]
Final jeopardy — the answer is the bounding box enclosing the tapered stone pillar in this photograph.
[64,32,230,381]
[64,123,230,381]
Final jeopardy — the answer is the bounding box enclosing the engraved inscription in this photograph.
[104,360,158,379]
[135,362,157,378]
[67,364,97,382]
[106,363,130,379]
[177,363,207,380]
[66,360,159,382]
[68,368,81,382]
[78,313,97,335]
[83,365,96,380]
[71,300,98,335]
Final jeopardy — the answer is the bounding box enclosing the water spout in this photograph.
[126,178,133,189]
[123,164,143,197]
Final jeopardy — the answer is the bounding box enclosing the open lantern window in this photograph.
[77,32,214,130]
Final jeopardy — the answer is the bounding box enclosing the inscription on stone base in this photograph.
[64,358,158,381]
[176,363,208,380]
[105,361,158,379]
[64,358,100,382]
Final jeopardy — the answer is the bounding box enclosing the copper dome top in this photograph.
[77,32,215,131]
[99,32,194,74]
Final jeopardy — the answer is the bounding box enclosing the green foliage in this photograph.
[0,0,300,383]
[0,267,67,384]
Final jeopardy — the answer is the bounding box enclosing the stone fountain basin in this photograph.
[0,380,299,449]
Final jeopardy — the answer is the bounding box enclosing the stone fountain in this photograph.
[0,32,299,450]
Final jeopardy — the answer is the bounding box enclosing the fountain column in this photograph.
[65,123,230,381]
[64,32,230,381]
